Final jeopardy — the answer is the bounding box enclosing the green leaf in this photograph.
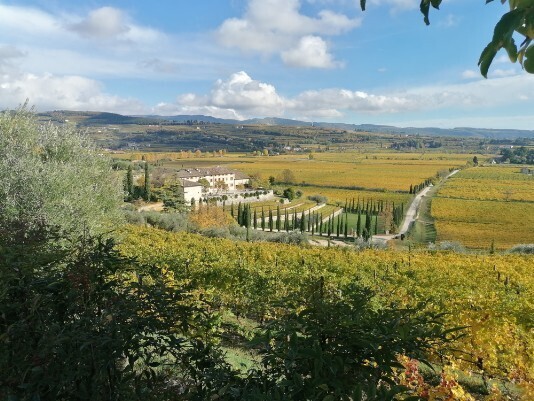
[524,45,534,73]
[492,9,525,44]
[478,43,498,78]
[430,0,442,9]
[504,38,518,62]
[420,1,431,25]
[360,0,366,11]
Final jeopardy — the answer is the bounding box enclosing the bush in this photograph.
[507,244,534,254]
[282,187,295,201]
[307,194,328,204]
[0,234,234,401]
[244,280,462,400]
[0,107,123,241]
[428,241,466,253]
[143,211,188,232]
[123,210,146,225]
[269,230,308,245]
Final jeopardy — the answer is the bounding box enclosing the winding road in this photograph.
[371,169,459,244]
[310,169,459,247]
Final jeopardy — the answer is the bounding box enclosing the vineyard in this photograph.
[227,152,466,192]
[119,225,534,397]
[433,166,534,249]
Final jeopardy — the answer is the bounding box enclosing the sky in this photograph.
[0,0,533,129]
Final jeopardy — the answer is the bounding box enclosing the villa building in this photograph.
[175,166,250,203]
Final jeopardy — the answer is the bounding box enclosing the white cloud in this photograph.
[211,71,284,111]
[438,14,460,28]
[0,4,61,37]
[461,69,479,79]
[367,0,419,12]
[0,4,198,83]
[65,6,163,45]
[138,58,181,74]
[0,72,145,114]
[67,7,130,40]
[217,0,360,67]
[0,45,26,72]
[491,68,518,78]
[281,36,339,68]
[158,71,534,127]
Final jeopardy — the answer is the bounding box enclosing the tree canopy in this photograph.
[360,0,534,76]
[0,107,123,243]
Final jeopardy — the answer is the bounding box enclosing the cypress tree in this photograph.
[125,164,134,198]
[230,203,235,218]
[356,212,362,237]
[344,213,348,238]
[336,214,341,238]
[330,213,335,234]
[374,214,378,235]
[237,202,243,225]
[143,162,150,201]
[269,209,273,232]
[261,208,266,230]
[327,216,332,237]
[276,205,281,231]
[253,208,257,229]
[300,211,306,232]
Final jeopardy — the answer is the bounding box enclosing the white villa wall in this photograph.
[183,186,203,203]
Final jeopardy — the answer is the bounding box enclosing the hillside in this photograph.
[39,111,534,140]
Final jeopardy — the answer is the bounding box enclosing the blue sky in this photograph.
[0,0,533,129]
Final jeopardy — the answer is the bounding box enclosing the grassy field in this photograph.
[432,166,534,249]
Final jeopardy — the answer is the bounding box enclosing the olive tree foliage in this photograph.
[360,0,534,76]
[0,107,123,242]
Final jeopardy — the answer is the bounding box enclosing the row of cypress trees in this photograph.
[232,201,387,238]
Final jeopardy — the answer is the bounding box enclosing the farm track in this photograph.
[310,170,460,247]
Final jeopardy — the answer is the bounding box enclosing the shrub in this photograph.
[0,107,123,241]
[428,241,466,253]
[0,234,234,400]
[507,244,534,254]
[123,210,146,225]
[245,280,462,400]
[143,211,188,232]
[308,194,328,204]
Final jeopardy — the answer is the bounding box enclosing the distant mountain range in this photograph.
[39,111,534,139]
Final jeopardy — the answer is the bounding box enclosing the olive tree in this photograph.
[360,0,534,76]
[0,107,123,243]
